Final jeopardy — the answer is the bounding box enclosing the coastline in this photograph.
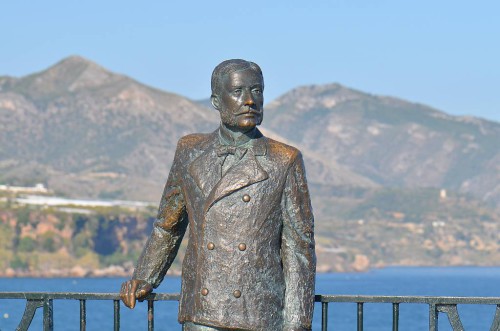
[0,266,180,278]
[2,263,499,278]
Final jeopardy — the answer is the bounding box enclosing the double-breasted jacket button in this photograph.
[201,288,209,296]
[207,242,215,250]
[242,194,251,202]
[233,290,241,298]
[238,243,247,251]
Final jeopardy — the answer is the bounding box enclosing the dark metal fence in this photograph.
[318,295,500,331]
[1,292,499,331]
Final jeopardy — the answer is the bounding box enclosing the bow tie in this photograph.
[216,145,248,159]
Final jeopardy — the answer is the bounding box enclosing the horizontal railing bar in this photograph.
[0,292,180,301]
[315,294,500,305]
[1,292,499,305]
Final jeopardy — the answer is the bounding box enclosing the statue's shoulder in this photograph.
[177,132,215,151]
[265,137,301,162]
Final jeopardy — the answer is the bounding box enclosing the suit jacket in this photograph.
[133,128,316,331]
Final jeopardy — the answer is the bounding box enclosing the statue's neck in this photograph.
[219,123,256,146]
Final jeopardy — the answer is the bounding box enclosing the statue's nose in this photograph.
[243,91,255,106]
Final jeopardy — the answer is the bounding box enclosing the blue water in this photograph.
[0,267,499,330]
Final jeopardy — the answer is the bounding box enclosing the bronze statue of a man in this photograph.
[120,59,316,331]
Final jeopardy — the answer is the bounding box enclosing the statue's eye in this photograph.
[233,89,242,95]
[252,88,262,94]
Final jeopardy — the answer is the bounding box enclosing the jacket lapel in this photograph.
[204,151,268,213]
[188,132,221,197]
[188,128,270,213]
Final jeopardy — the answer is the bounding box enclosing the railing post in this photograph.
[148,300,155,331]
[437,304,464,331]
[392,303,399,331]
[321,301,328,331]
[17,299,43,331]
[491,305,500,331]
[429,303,438,331]
[114,299,120,331]
[43,297,53,331]
[80,299,86,331]
[357,302,363,331]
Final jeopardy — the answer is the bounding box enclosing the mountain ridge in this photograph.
[262,83,500,207]
[1,56,499,275]
[0,56,219,201]
[1,56,499,208]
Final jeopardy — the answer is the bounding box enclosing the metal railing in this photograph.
[1,292,499,331]
[318,295,500,331]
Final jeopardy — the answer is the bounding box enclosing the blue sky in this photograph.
[1,0,499,122]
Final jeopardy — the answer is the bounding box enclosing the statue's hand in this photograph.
[120,279,153,309]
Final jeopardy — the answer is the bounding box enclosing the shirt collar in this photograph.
[218,124,256,147]
[217,125,267,156]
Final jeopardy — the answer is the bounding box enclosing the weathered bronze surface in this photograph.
[120,59,316,331]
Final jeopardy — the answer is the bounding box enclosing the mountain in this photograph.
[263,84,500,207]
[2,56,498,207]
[0,56,500,205]
[1,56,499,274]
[0,57,375,202]
[1,56,498,208]
[0,56,219,201]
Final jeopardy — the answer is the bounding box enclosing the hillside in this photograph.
[2,57,498,208]
[0,56,219,202]
[0,56,499,275]
[0,188,498,276]
[313,187,500,271]
[263,84,500,208]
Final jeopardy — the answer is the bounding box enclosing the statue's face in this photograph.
[216,68,264,131]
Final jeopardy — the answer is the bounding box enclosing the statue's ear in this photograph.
[211,95,221,110]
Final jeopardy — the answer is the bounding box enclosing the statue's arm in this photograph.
[121,141,189,308]
[132,144,188,288]
[280,151,316,331]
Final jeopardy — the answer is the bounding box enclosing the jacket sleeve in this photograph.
[132,141,189,288]
[281,151,316,331]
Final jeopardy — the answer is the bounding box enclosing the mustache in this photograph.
[232,107,263,116]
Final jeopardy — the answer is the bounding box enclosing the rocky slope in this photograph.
[0,56,219,202]
[2,57,498,208]
[1,188,498,276]
[0,56,499,275]
[263,84,500,208]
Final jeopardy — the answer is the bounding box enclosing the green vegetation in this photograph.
[0,202,156,276]
[98,189,125,200]
[10,255,29,270]
[0,187,498,276]
[17,237,36,252]
[312,186,500,272]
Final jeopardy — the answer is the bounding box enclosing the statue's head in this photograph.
[211,59,264,131]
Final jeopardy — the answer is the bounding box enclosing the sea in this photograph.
[0,267,499,331]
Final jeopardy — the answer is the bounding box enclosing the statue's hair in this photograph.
[211,59,264,96]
